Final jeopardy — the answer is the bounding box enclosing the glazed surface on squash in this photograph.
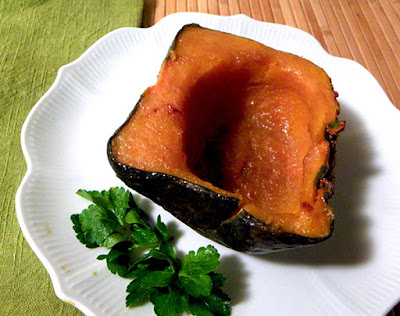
[111,25,340,239]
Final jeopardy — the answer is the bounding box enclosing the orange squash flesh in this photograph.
[111,25,341,239]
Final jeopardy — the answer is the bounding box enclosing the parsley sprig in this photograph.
[71,187,231,316]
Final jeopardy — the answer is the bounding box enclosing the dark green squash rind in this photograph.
[108,136,333,254]
[208,210,332,254]
[107,148,240,231]
[322,119,346,198]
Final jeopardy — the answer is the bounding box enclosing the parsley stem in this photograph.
[131,242,160,249]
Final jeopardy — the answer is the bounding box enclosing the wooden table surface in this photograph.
[143,0,400,314]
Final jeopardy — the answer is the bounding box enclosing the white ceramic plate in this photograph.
[16,12,400,316]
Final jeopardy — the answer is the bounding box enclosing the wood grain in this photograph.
[143,0,400,110]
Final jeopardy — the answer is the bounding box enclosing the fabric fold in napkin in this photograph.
[0,1,143,315]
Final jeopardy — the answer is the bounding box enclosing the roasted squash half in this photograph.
[108,24,345,254]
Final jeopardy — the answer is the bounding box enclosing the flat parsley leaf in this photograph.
[77,187,130,225]
[79,204,119,247]
[180,274,213,297]
[181,245,220,275]
[150,288,186,316]
[179,245,221,297]
[189,291,231,316]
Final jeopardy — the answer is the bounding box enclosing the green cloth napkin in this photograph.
[0,1,143,315]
